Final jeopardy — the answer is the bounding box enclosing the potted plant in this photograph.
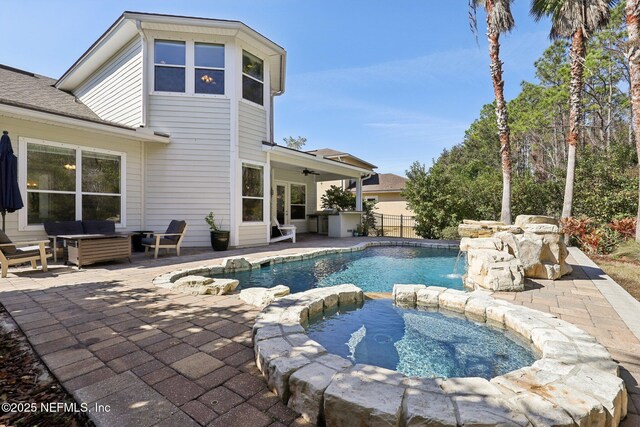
[205,212,230,251]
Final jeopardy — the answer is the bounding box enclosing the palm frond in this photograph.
[469,0,481,42]
[531,0,615,39]
[470,0,515,38]
[531,0,565,21]
[489,0,516,33]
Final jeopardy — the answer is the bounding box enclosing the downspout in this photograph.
[356,173,373,211]
[269,90,283,143]
[135,20,147,128]
[135,20,147,230]
[269,55,285,143]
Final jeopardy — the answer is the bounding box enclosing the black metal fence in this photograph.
[371,213,421,239]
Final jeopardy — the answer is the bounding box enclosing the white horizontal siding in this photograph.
[75,37,143,128]
[0,115,143,241]
[146,95,231,247]
[238,102,267,163]
[238,224,268,247]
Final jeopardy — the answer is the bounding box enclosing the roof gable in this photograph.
[55,11,286,93]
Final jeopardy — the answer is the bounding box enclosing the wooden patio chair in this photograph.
[0,230,51,278]
[141,220,188,259]
[271,218,296,243]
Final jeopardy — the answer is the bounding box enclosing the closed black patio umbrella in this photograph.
[0,131,24,231]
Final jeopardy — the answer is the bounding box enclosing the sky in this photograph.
[1,1,553,176]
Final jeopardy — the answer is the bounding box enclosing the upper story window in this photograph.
[195,43,224,95]
[154,40,186,93]
[242,51,264,105]
[154,40,225,95]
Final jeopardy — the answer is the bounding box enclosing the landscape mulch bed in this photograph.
[0,304,93,427]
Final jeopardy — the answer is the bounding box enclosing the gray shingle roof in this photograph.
[0,64,128,127]
[348,173,407,193]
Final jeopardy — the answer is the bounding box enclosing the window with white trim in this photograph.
[195,43,225,94]
[242,164,264,222]
[154,40,226,95]
[242,50,264,105]
[154,40,186,92]
[25,141,124,225]
[290,184,306,220]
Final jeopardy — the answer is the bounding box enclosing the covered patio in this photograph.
[263,142,375,241]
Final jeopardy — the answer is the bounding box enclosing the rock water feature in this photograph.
[459,215,573,292]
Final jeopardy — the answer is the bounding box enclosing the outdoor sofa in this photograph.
[44,220,116,262]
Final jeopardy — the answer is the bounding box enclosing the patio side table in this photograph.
[59,234,132,268]
[131,231,154,252]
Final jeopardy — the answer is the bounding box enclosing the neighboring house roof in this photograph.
[348,173,407,193]
[306,148,377,170]
[56,11,287,94]
[0,64,170,142]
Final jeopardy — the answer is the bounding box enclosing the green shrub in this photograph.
[440,226,460,240]
[321,186,356,211]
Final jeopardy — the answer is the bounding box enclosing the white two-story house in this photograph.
[0,11,374,247]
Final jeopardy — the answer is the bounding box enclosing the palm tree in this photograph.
[531,0,614,220]
[625,0,640,241]
[470,0,515,225]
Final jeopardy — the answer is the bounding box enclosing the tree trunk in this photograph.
[562,28,586,220]
[486,1,512,225]
[606,60,612,151]
[626,0,640,242]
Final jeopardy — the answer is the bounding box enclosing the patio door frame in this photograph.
[275,181,289,224]
[274,180,307,226]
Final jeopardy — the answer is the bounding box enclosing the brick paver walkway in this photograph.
[1,236,639,426]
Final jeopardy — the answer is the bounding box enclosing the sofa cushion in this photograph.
[164,220,187,242]
[141,237,179,246]
[6,248,42,260]
[0,229,16,255]
[82,220,115,234]
[44,220,83,236]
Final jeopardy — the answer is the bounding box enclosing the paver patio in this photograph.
[1,235,639,426]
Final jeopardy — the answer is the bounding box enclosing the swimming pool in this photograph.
[219,246,463,293]
[306,299,536,379]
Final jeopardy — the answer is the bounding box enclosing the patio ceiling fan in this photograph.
[302,168,320,176]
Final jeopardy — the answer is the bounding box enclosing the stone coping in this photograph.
[152,240,459,287]
[252,284,628,426]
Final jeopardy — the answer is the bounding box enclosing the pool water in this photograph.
[306,299,536,379]
[220,246,463,293]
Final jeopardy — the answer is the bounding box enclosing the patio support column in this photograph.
[356,177,363,211]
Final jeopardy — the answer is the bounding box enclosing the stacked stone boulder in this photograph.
[459,215,573,292]
[168,275,239,295]
[460,238,525,292]
[252,284,627,427]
